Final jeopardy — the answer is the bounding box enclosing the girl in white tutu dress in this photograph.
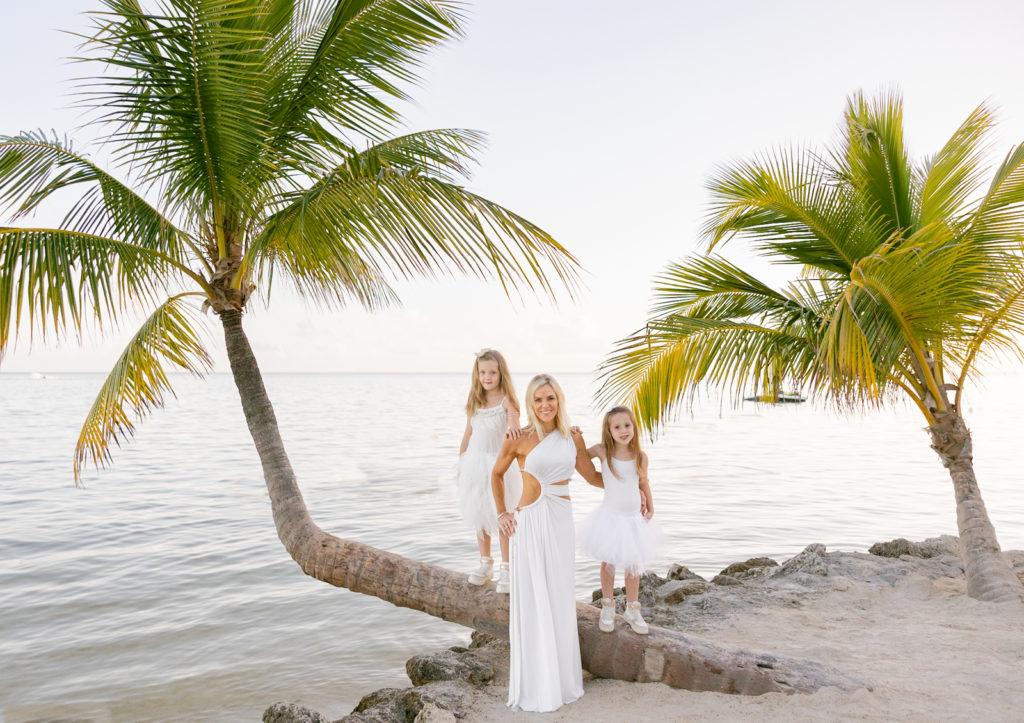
[456,349,522,592]
[579,405,659,635]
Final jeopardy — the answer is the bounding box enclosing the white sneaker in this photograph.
[495,562,511,593]
[623,602,649,635]
[599,598,615,632]
[467,556,493,586]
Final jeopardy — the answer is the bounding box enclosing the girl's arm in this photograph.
[492,437,519,535]
[503,397,521,440]
[458,416,472,455]
[573,434,603,488]
[638,451,654,519]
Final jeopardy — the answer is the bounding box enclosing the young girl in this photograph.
[457,349,522,592]
[578,405,658,635]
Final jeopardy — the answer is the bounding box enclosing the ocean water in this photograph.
[1,371,1022,722]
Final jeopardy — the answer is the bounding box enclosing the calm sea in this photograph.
[2,371,1023,721]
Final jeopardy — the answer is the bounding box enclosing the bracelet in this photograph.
[498,511,512,520]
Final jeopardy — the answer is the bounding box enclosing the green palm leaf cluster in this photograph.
[601,92,1024,432]
[0,0,579,481]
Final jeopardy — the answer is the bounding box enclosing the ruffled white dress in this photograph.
[578,456,659,574]
[508,432,584,713]
[456,400,522,536]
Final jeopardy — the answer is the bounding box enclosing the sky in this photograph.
[3,0,1024,374]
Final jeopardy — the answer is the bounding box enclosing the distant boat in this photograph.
[30,372,55,380]
[743,392,806,404]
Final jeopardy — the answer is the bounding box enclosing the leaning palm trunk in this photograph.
[219,309,864,695]
[929,412,1023,602]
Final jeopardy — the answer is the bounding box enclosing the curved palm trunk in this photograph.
[929,411,1024,602]
[218,309,866,695]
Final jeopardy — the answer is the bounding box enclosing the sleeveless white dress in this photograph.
[456,400,522,536]
[578,456,659,573]
[508,432,584,713]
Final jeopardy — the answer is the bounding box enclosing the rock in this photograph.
[262,702,331,723]
[667,564,706,581]
[399,681,475,722]
[655,579,711,604]
[338,706,403,723]
[711,574,745,586]
[774,544,829,577]
[353,689,403,714]
[869,536,959,559]
[406,649,494,687]
[468,630,498,649]
[413,703,456,723]
[720,557,779,576]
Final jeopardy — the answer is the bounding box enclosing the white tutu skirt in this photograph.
[508,495,584,712]
[578,505,660,574]
[456,451,522,536]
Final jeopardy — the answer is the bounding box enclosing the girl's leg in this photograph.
[601,562,616,600]
[477,531,491,558]
[498,531,510,563]
[623,570,649,634]
[624,570,640,603]
[599,562,617,632]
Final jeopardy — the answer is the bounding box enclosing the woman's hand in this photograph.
[498,510,517,537]
[505,426,522,440]
[569,425,582,437]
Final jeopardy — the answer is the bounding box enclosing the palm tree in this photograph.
[0,0,582,616]
[599,91,1024,604]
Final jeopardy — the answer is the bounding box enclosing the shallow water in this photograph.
[1,371,1022,721]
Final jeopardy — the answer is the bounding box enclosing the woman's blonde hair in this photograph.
[602,406,642,479]
[523,373,571,437]
[465,349,519,416]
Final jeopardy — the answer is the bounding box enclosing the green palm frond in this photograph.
[0,131,198,263]
[0,228,192,352]
[703,147,876,273]
[75,293,212,482]
[917,103,994,226]
[247,133,580,304]
[841,90,915,240]
[84,0,274,217]
[262,0,465,154]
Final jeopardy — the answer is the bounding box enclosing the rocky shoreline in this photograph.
[263,537,1024,723]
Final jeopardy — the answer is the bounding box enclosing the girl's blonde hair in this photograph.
[602,406,642,479]
[465,349,519,416]
[523,373,571,437]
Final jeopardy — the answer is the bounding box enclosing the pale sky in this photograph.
[3,0,1024,374]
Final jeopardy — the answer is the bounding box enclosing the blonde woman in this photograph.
[457,349,522,592]
[491,374,601,712]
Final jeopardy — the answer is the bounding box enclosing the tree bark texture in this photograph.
[219,309,869,695]
[929,411,1024,603]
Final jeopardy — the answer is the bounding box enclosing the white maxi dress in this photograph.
[508,432,584,712]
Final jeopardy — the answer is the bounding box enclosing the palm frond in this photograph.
[82,0,275,218]
[0,131,197,263]
[841,90,916,240]
[917,103,994,226]
[0,227,184,353]
[702,147,876,273]
[246,135,580,305]
[262,0,465,153]
[74,293,212,482]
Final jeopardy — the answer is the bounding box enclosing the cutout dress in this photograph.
[507,431,585,712]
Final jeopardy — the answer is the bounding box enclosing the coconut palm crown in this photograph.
[599,91,1024,603]
[0,0,579,482]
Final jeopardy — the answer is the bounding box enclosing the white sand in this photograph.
[464,558,1024,722]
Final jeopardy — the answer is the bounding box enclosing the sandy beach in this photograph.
[322,539,1024,723]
